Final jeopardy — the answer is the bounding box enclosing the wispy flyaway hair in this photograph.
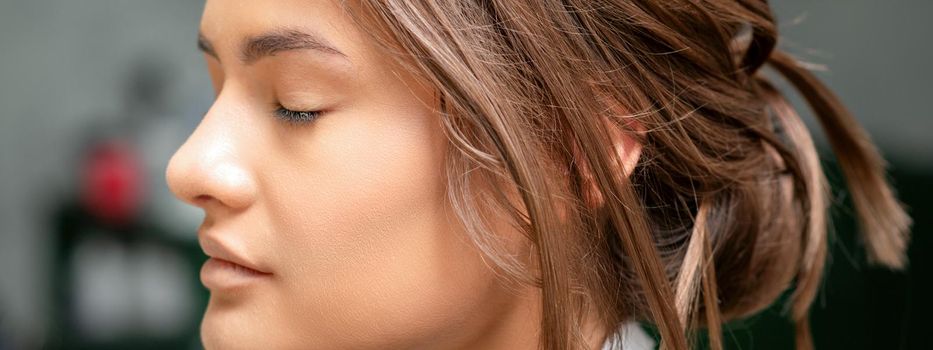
[342,1,912,349]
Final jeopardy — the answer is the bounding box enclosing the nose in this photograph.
[166,97,258,212]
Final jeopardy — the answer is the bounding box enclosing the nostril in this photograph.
[194,194,214,204]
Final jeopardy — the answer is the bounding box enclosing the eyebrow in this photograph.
[197,28,349,65]
[197,33,217,58]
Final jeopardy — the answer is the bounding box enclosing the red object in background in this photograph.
[81,141,144,226]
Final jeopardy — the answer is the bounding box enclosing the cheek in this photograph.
[260,105,504,346]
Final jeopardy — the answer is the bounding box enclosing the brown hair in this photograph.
[343,1,911,349]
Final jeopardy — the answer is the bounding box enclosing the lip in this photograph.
[198,231,272,291]
[201,257,272,291]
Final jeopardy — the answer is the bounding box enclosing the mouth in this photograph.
[198,231,273,292]
[200,257,273,291]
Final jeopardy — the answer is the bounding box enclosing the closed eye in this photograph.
[274,105,323,124]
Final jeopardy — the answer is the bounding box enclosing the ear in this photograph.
[573,116,644,210]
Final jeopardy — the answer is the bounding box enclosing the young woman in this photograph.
[166,1,911,349]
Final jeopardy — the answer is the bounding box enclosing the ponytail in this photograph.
[763,49,912,349]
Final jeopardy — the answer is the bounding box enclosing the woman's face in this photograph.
[166,1,537,349]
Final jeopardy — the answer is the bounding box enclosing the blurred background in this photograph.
[0,1,929,349]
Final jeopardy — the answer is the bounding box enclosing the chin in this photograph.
[200,297,275,350]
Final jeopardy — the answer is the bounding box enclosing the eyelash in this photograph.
[274,105,323,124]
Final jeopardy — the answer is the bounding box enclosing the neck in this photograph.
[451,284,611,350]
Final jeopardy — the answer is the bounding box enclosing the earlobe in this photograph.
[574,116,644,210]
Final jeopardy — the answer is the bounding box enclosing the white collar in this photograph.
[601,322,656,350]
